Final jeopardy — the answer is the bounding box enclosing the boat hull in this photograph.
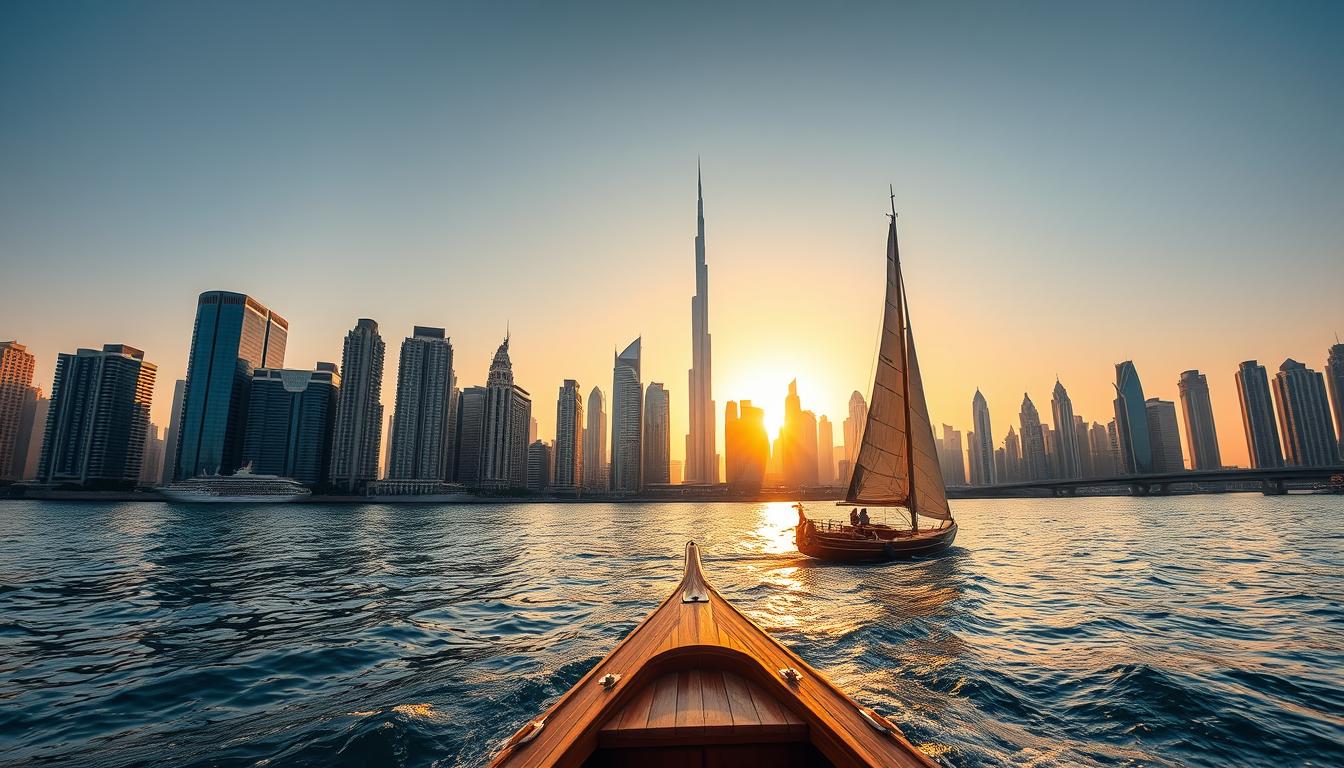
[796,520,957,562]
[159,491,310,503]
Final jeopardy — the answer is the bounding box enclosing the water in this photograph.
[1,496,1341,767]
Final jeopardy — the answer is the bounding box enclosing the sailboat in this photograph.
[795,195,958,562]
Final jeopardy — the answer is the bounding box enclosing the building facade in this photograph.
[817,415,835,484]
[643,382,670,485]
[329,319,385,492]
[388,327,455,481]
[1018,394,1049,481]
[242,364,340,486]
[843,390,867,469]
[1234,360,1284,468]
[39,345,156,486]
[1145,398,1185,473]
[1177,369,1221,470]
[454,386,488,487]
[724,400,768,493]
[1326,343,1344,458]
[176,291,287,479]
[0,341,36,481]
[526,440,551,491]
[610,338,642,492]
[1272,358,1338,467]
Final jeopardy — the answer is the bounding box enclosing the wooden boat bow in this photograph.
[488,542,938,768]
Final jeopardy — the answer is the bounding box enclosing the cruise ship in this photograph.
[159,466,311,503]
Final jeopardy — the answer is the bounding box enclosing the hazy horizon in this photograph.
[3,1,1341,470]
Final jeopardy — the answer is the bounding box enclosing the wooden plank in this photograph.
[701,670,733,728]
[720,670,760,728]
[612,678,657,731]
[646,672,680,729]
[675,669,706,732]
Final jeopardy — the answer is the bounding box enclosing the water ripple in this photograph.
[1,495,1342,767]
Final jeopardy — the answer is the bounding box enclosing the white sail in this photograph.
[844,214,952,521]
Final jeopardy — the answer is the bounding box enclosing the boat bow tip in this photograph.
[681,541,710,603]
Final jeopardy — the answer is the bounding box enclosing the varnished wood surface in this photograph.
[598,669,806,747]
[488,542,938,768]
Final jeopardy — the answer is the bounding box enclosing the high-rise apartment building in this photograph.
[526,440,551,491]
[139,424,165,485]
[582,386,607,490]
[329,319,384,492]
[610,338,642,493]
[1234,360,1284,468]
[176,291,287,479]
[1113,361,1153,475]
[388,327,455,481]
[939,424,966,486]
[1073,415,1093,478]
[1177,369,1221,470]
[553,379,583,490]
[15,388,48,480]
[643,382,670,485]
[160,379,186,485]
[243,363,340,487]
[38,345,155,486]
[1145,398,1184,473]
[1003,426,1022,482]
[1272,358,1338,467]
[843,391,867,468]
[0,341,36,481]
[1088,421,1115,477]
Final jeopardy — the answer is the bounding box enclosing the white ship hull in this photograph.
[159,489,311,503]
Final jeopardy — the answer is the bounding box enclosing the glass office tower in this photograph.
[175,291,287,479]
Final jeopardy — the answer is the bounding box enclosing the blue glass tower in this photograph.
[1112,360,1154,474]
[242,364,339,486]
[175,291,287,479]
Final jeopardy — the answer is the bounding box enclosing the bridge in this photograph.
[948,465,1344,498]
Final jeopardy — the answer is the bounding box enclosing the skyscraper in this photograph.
[1326,343,1344,458]
[243,363,340,486]
[176,291,287,479]
[970,389,996,486]
[526,440,551,491]
[817,415,835,484]
[1145,398,1184,473]
[1272,359,1338,467]
[1073,415,1093,478]
[685,165,716,485]
[1019,394,1049,481]
[481,336,531,489]
[1177,369,1222,470]
[1050,379,1082,479]
[38,345,155,486]
[610,337,642,493]
[1003,426,1022,482]
[1088,421,1115,477]
[843,391,867,467]
[160,379,186,485]
[553,379,583,490]
[582,386,607,490]
[388,327,455,481]
[14,388,48,481]
[781,380,818,487]
[939,424,966,486]
[1113,361,1153,475]
[724,400,768,493]
[0,341,36,481]
[644,382,670,485]
[454,386,487,487]
[139,424,165,485]
[329,319,385,492]
[1234,360,1284,469]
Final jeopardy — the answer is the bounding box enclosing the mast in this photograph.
[891,187,918,532]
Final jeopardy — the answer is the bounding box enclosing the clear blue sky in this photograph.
[2,1,1341,467]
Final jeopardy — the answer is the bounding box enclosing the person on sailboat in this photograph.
[858,508,871,527]
[849,508,859,527]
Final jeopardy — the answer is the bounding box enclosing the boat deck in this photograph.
[599,669,807,748]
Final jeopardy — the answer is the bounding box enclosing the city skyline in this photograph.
[3,4,1343,473]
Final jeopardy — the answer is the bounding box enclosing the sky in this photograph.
[1,1,1341,470]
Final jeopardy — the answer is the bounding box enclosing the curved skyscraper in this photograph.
[685,165,716,484]
[1112,360,1153,475]
[610,338,642,492]
[970,389,996,486]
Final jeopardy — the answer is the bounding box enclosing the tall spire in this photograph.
[686,161,716,484]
